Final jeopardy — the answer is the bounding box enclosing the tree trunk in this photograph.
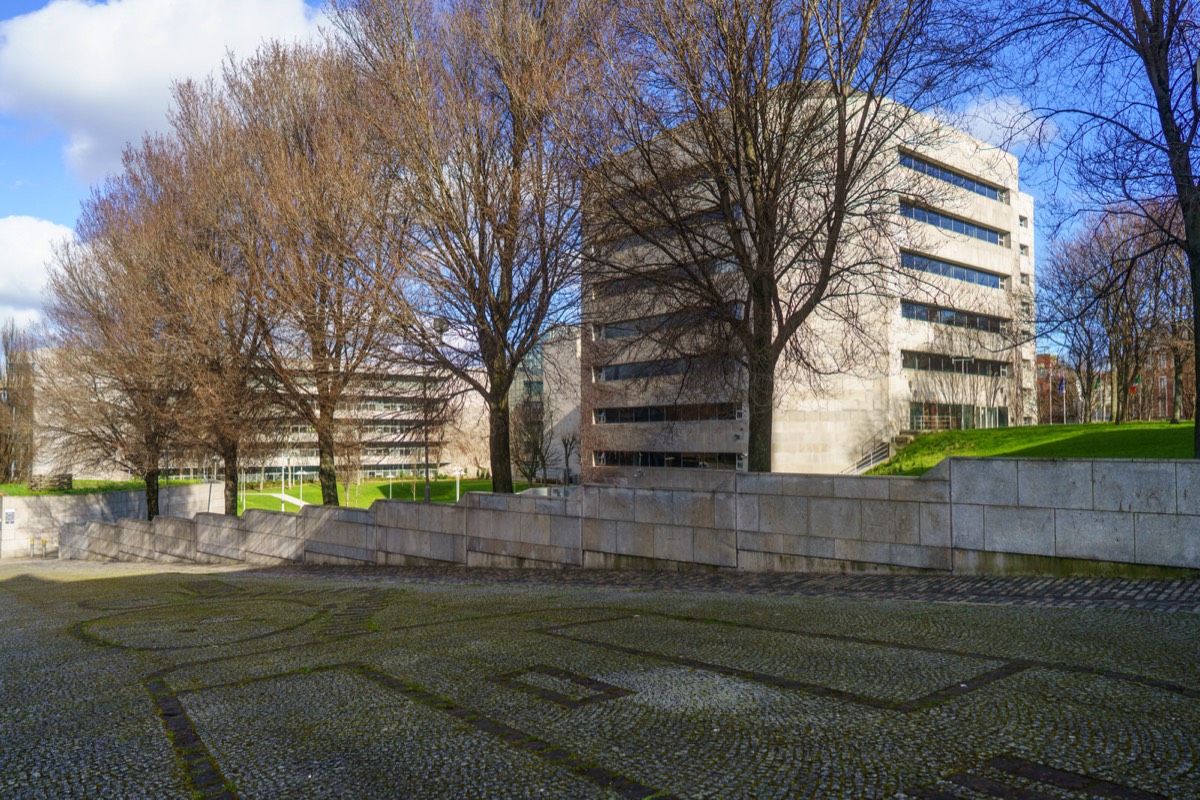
[317,427,339,506]
[746,349,775,473]
[222,442,239,516]
[1112,360,1125,424]
[489,393,514,493]
[144,467,160,520]
[1191,250,1200,455]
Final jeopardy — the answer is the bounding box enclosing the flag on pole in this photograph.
[1057,376,1065,393]
[1130,375,1141,394]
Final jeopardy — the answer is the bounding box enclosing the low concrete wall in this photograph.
[57,459,1200,576]
[2,484,215,559]
[947,459,1199,573]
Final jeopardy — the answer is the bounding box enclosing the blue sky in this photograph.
[0,0,1050,329]
[0,0,326,324]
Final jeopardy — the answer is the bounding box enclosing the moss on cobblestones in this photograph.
[959,549,1200,579]
[0,562,1197,799]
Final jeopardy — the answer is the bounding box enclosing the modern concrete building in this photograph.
[582,113,1037,480]
[260,370,452,483]
[509,326,582,483]
[30,356,451,485]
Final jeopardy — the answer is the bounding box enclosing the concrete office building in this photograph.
[30,360,449,485]
[262,371,451,483]
[509,326,583,483]
[582,112,1037,480]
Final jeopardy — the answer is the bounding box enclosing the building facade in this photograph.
[582,114,1037,480]
[509,326,582,483]
[260,371,451,483]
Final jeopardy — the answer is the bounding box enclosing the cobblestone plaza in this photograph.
[1,562,1197,799]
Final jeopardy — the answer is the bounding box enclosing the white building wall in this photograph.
[582,111,1037,479]
[768,126,1037,474]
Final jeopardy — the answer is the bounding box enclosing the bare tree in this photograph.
[223,42,410,505]
[586,0,993,471]
[1152,228,1195,423]
[42,165,190,518]
[996,1,1200,451]
[510,393,554,485]
[131,81,286,515]
[1041,229,1112,424]
[559,427,579,483]
[1049,213,1162,423]
[0,320,35,483]
[335,419,364,505]
[440,386,492,478]
[333,0,609,493]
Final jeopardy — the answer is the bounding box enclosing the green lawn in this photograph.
[0,478,203,497]
[867,421,1196,477]
[238,477,537,514]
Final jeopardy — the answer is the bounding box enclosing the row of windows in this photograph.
[593,314,671,340]
[901,300,1009,335]
[594,402,740,424]
[900,203,1008,247]
[365,445,432,457]
[592,259,737,299]
[348,401,424,414]
[593,356,739,383]
[593,358,688,382]
[900,153,1008,203]
[598,208,735,253]
[290,420,430,436]
[593,450,740,470]
[908,402,1009,431]
[900,251,1006,290]
[367,420,422,435]
[287,444,435,457]
[901,350,1010,377]
[593,304,746,341]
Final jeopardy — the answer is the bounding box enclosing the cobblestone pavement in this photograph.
[1,561,1197,799]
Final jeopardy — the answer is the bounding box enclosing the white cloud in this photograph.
[960,94,1055,151]
[0,0,324,183]
[0,215,74,325]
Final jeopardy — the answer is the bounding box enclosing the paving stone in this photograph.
[0,560,1197,800]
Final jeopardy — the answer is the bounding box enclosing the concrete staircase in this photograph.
[844,428,921,474]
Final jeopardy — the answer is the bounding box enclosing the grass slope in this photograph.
[239,477,535,514]
[867,421,1196,477]
[0,479,204,497]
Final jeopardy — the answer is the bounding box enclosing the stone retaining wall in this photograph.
[58,459,1200,576]
[2,483,215,559]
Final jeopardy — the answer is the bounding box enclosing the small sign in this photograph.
[4,510,14,525]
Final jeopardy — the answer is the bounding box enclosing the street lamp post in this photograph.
[423,363,431,503]
[206,456,218,513]
[423,319,449,504]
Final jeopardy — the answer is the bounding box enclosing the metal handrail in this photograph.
[841,421,898,474]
